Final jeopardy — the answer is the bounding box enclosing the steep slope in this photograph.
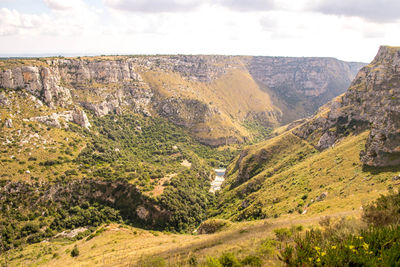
[294,46,400,166]
[248,57,364,123]
[215,46,400,220]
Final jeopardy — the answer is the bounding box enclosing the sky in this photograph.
[0,0,399,62]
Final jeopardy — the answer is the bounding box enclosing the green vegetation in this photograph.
[0,105,240,251]
[280,190,400,266]
[70,245,79,257]
[197,219,232,234]
[76,113,236,188]
[242,120,274,144]
[0,180,123,251]
[214,130,399,221]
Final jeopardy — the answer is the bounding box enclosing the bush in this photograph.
[197,219,231,234]
[279,190,400,266]
[274,228,292,242]
[241,255,262,266]
[70,245,79,257]
[218,252,241,267]
[205,256,223,267]
[258,238,277,255]
[281,225,400,266]
[363,190,400,226]
[137,256,166,267]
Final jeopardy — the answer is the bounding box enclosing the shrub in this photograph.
[274,228,292,242]
[70,245,79,257]
[241,255,262,266]
[188,254,198,266]
[197,219,231,234]
[363,190,400,226]
[205,256,223,267]
[279,190,400,267]
[281,225,400,266]
[258,238,277,255]
[218,252,241,267]
[137,256,166,267]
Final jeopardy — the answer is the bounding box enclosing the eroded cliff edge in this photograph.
[0,55,364,146]
[293,46,400,167]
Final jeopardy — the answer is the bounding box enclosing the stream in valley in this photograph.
[210,168,226,193]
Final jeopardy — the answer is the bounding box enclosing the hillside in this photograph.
[0,52,372,265]
[215,46,400,221]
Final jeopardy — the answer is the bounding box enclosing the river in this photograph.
[209,168,226,193]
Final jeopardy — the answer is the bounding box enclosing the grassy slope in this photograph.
[214,130,400,221]
[0,89,85,182]
[0,210,362,266]
[140,67,280,142]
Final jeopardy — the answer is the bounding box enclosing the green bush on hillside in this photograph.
[279,190,400,266]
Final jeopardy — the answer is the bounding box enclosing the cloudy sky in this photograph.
[0,0,399,62]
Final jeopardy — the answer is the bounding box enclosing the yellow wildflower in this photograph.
[363,243,369,250]
[331,246,336,249]
[321,252,326,256]
[349,245,355,250]
[314,246,321,251]
[316,258,321,263]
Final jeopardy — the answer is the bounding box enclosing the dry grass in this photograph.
[0,210,362,266]
[0,90,86,182]
[217,130,399,221]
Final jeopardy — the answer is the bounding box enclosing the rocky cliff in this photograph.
[213,47,399,222]
[248,57,365,123]
[293,46,400,167]
[0,55,364,145]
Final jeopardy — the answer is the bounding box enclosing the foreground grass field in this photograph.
[0,209,363,266]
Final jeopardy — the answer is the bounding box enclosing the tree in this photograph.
[71,245,79,257]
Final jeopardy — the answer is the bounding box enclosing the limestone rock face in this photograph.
[0,55,365,146]
[30,109,91,129]
[248,57,365,121]
[293,46,400,167]
[156,98,213,127]
[72,109,91,129]
[0,66,72,107]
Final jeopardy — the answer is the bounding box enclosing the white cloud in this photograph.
[104,0,277,13]
[104,0,205,13]
[0,0,398,62]
[0,8,48,36]
[44,0,85,10]
[215,0,275,12]
[310,0,400,23]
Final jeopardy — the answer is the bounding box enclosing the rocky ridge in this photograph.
[248,57,365,122]
[293,46,400,167]
[0,55,364,145]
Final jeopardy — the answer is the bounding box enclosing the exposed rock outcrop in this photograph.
[293,46,400,167]
[248,57,365,121]
[0,66,72,108]
[31,109,91,129]
[72,109,91,129]
[0,55,364,146]
[4,118,13,128]
[156,98,213,127]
